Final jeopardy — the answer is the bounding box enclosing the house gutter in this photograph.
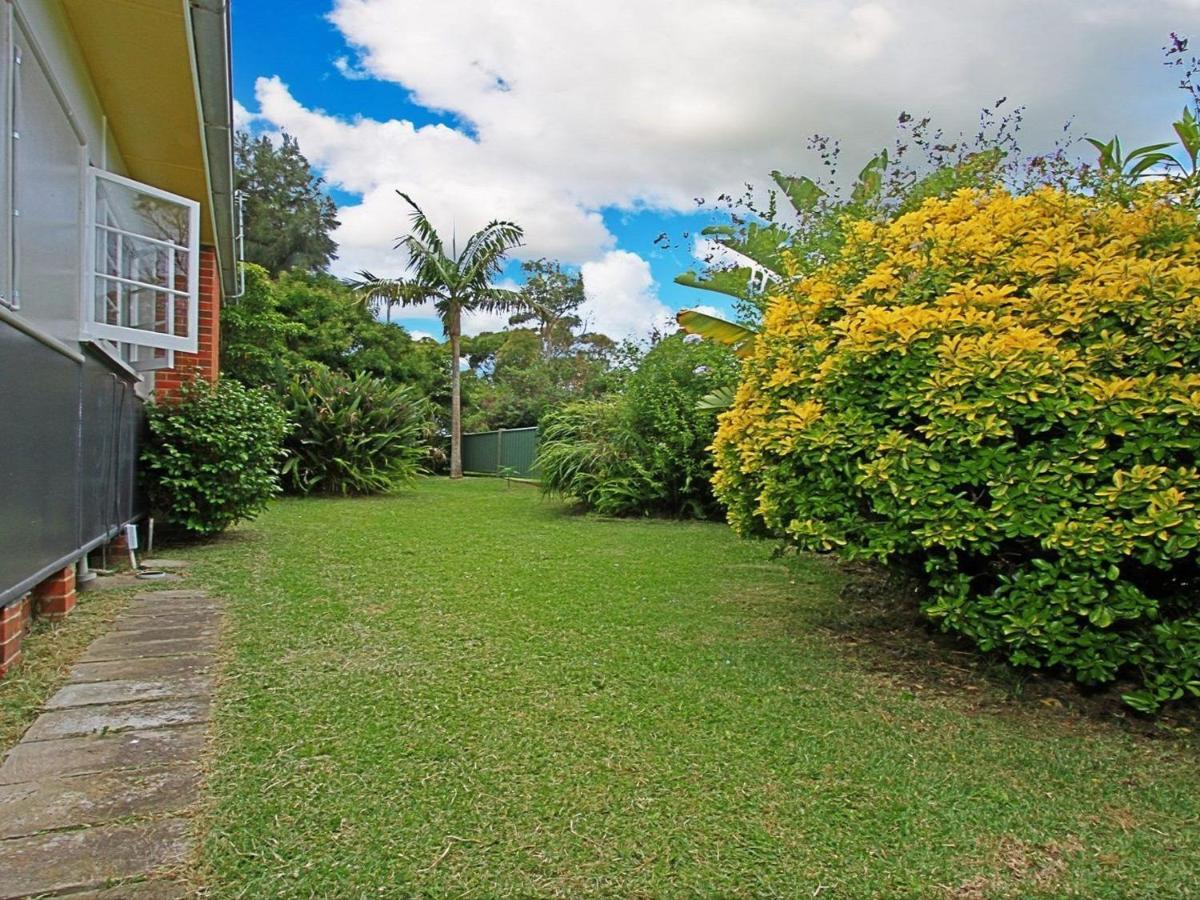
[185,0,238,297]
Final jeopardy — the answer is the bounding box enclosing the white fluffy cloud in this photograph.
[232,98,258,131]
[580,251,675,340]
[241,0,1197,339]
[250,74,613,275]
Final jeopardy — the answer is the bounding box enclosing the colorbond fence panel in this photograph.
[461,427,538,478]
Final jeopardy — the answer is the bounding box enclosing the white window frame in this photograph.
[83,167,199,353]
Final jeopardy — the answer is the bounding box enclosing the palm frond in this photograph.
[508,308,539,326]
[398,234,457,292]
[696,384,736,411]
[458,220,524,285]
[350,270,435,316]
[395,191,445,259]
[468,287,528,315]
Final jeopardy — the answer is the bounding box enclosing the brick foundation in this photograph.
[0,563,80,678]
[108,531,130,556]
[106,530,136,572]
[32,566,76,622]
[0,596,30,676]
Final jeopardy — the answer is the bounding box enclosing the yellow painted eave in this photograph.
[60,0,213,242]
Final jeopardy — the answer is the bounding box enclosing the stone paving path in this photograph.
[0,589,221,898]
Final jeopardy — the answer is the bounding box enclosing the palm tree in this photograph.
[354,192,525,478]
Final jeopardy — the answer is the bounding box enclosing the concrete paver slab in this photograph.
[133,590,209,601]
[24,698,210,742]
[0,726,207,784]
[80,635,218,663]
[69,655,214,685]
[46,674,214,710]
[0,766,200,839]
[0,818,191,897]
[111,609,218,630]
[91,624,217,645]
[119,599,220,619]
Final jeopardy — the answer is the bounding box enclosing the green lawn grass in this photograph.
[181,478,1200,897]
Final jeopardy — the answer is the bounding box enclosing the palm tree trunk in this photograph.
[449,307,463,479]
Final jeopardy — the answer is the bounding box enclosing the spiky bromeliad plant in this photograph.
[280,365,432,495]
[353,193,525,478]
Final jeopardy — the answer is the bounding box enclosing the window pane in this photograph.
[174,248,190,293]
[93,277,190,339]
[95,230,179,289]
[86,168,199,353]
[135,240,166,286]
[94,277,121,327]
[131,284,168,334]
[95,177,190,247]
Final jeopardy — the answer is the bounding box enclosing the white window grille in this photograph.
[84,168,199,353]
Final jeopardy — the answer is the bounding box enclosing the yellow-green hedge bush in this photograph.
[713,185,1200,711]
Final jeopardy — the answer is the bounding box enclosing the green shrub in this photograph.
[713,185,1200,711]
[538,335,737,517]
[537,397,642,515]
[142,378,289,537]
[281,366,432,495]
[219,263,303,388]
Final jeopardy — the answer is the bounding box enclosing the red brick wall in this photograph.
[0,596,30,677]
[32,566,76,622]
[0,561,81,678]
[155,245,221,397]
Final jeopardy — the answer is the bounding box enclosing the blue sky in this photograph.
[230,0,727,338]
[232,0,1191,341]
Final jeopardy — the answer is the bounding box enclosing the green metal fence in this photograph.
[461,426,539,478]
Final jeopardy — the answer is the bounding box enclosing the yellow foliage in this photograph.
[713,183,1200,705]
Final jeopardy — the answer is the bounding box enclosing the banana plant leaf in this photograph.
[696,384,737,411]
[770,170,826,214]
[699,221,791,274]
[676,309,758,358]
[850,149,889,204]
[674,267,759,302]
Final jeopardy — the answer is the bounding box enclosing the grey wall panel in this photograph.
[0,322,81,595]
[1,328,144,606]
[79,357,110,543]
[119,381,144,522]
[13,21,85,343]
[79,355,141,544]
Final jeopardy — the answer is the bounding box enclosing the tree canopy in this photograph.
[235,131,340,276]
